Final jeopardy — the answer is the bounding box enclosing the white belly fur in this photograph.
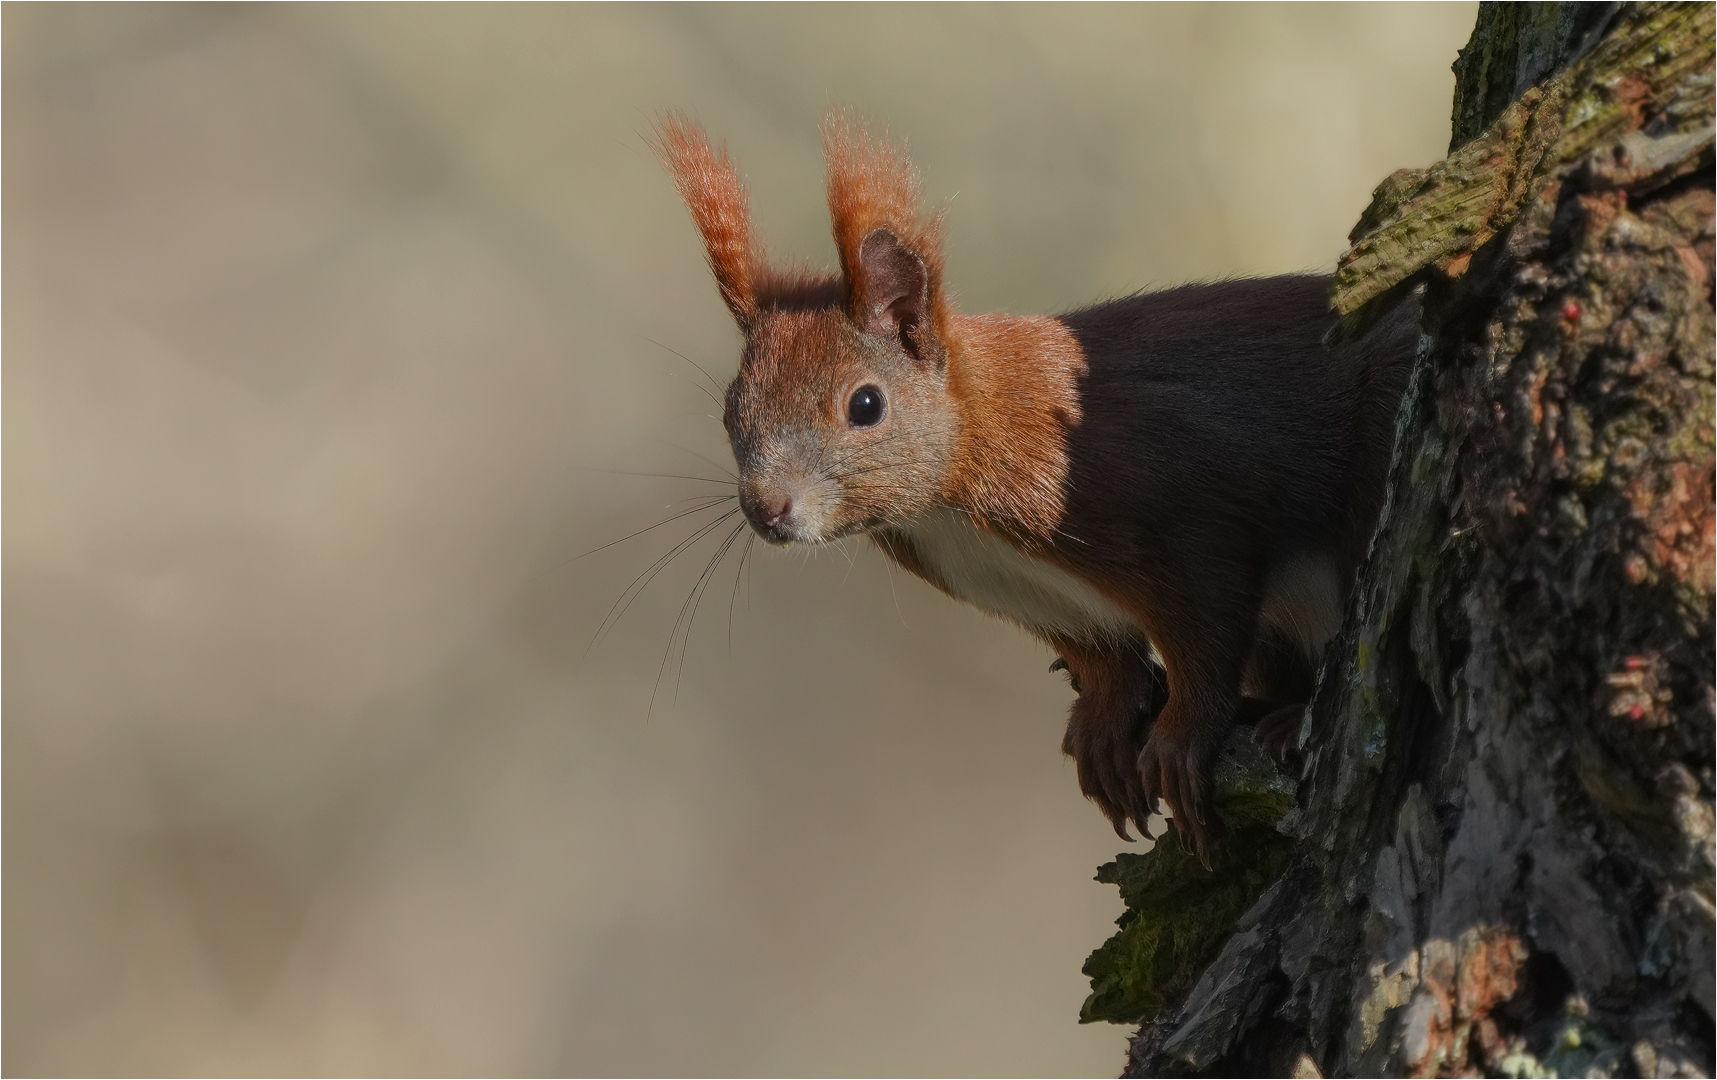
[900,509,1140,644]
[902,510,1344,664]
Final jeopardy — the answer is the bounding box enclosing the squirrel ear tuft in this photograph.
[823,111,948,353]
[651,112,757,327]
[857,228,929,354]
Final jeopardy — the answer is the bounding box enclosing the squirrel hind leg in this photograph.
[1251,702,1309,769]
[1239,620,1319,769]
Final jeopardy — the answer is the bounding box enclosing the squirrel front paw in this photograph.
[1136,719,1230,865]
[1048,656,1084,695]
[1062,709,1155,841]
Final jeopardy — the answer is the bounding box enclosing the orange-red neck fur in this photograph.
[942,313,1087,547]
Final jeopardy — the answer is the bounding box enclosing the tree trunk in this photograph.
[1081,5,1715,1075]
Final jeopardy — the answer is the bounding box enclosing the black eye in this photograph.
[847,385,885,427]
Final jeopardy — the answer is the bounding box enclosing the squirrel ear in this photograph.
[857,227,929,355]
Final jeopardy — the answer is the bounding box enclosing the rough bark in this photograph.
[1080,5,1715,1076]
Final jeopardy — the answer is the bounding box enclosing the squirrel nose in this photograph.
[760,496,792,529]
[740,480,800,542]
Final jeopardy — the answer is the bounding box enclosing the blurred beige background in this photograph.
[4,4,1476,1076]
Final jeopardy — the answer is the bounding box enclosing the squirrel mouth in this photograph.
[747,517,797,545]
[749,515,876,547]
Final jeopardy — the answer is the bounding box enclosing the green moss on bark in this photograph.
[1081,736,1297,1025]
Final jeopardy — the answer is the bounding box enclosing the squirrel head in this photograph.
[655,112,957,545]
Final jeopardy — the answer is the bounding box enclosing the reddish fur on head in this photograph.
[653,110,975,550]
[653,112,1085,551]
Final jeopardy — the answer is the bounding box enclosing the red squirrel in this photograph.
[654,113,1415,855]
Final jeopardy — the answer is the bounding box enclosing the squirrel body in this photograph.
[655,114,1415,853]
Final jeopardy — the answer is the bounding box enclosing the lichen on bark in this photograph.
[1082,4,1715,1076]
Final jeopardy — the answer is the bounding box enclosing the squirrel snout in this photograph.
[740,485,798,543]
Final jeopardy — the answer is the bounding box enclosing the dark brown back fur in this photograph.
[1056,277,1414,595]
